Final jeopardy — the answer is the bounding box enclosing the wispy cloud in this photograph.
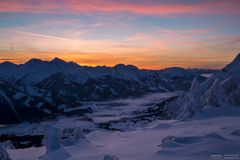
[0,26,238,69]
[0,0,239,16]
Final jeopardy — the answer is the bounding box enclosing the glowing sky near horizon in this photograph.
[0,0,240,69]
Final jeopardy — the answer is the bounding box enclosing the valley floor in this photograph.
[1,93,240,160]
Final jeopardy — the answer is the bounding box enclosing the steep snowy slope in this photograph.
[11,58,82,84]
[160,53,240,119]
[0,80,60,124]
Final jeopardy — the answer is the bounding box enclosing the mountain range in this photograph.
[0,57,213,124]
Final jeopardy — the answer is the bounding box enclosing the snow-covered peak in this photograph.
[114,64,139,70]
[111,63,146,81]
[25,58,45,65]
[11,58,48,82]
[223,53,240,73]
[49,57,67,64]
[21,58,47,71]
[48,57,80,71]
[159,67,196,79]
[0,61,18,70]
[0,61,18,67]
[0,61,18,79]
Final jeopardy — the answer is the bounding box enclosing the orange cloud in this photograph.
[0,26,239,69]
[0,49,233,70]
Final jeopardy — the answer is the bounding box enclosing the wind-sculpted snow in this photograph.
[4,116,240,160]
[61,127,89,146]
[165,53,240,119]
[40,125,71,160]
[158,132,240,160]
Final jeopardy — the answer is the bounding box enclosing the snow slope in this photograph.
[6,114,240,160]
[0,92,238,160]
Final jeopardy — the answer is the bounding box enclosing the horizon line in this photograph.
[0,56,224,71]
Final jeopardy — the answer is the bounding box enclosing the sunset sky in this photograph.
[0,0,240,69]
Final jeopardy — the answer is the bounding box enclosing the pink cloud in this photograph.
[0,0,239,16]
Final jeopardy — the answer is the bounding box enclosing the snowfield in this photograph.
[1,92,239,160]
